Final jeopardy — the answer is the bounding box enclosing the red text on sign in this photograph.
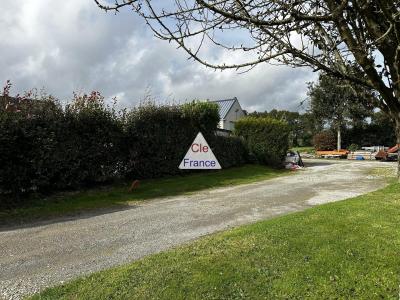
[191,143,209,153]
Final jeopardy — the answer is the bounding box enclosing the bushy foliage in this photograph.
[235,117,290,167]
[0,93,245,204]
[348,143,359,152]
[248,110,319,147]
[0,91,123,205]
[125,102,219,178]
[0,101,63,200]
[313,131,336,150]
[341,112,396,147]
[211,135,248,168]
[181,101,220,134]
[60,92,125,187]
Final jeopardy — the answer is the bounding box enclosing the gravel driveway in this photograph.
[0,159,394,300]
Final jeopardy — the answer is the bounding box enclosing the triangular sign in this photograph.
[179,132,221,169]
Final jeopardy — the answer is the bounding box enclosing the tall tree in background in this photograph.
[308,73,373,150]
[95,1,399,175]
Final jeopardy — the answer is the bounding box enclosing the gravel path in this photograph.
[0,159,394,300]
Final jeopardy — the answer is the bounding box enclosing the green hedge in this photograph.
[0,99,64,199]
[235,117,290,167]
[122,102,220,179]
[0,97,247,204]
[211,135,248,168]
[60,98,125,188]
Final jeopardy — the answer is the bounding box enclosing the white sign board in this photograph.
[179,132,221,169]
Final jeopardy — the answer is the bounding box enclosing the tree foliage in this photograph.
[308,73,374,129]
[313,131,337,151]
[95,1,399,128]
[342,111,396,147]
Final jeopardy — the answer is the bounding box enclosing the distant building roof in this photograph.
[211,98,237,119]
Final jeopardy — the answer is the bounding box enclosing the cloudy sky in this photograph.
[1,0,317,112]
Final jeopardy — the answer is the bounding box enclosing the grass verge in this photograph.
[0,164,286,225]
[291,146,315,154]
[31,182,400,300]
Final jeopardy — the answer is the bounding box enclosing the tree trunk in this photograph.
[337,127,341,151]
[395,119,400,181]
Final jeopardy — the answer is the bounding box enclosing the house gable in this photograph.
[211,97,245,131]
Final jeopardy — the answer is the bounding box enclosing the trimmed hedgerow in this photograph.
[122,101,220,179]
[0,97,64,202]
[59,92,125,188]
[0,92,125,204]
[181,101,220,135]
[211,135,248,168]
[235,116,290,167]
[0,97,247,204]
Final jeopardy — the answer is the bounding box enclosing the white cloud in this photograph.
[0,0,317,112]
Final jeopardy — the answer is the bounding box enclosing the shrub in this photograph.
[59,92,124,188]
[0,93,247,203]
[122,101,223,179]
[235,117,290,167]
[313,131,336,150]
[123,104,193,178]
[0,97,64,204]
[181,101,220,134]
[0,91,125,204]
[348,143,359,152]
[211,135,248,168]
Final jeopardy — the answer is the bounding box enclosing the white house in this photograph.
[211,97,245,131]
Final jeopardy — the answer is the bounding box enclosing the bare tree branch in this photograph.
[94,0,400,132]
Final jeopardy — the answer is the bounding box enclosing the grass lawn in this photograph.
[291,146,315,154]
[0,164,286,225]
[31,182,400,300]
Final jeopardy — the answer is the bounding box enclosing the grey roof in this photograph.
[211,98,237,119]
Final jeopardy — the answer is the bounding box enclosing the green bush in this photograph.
[313,131,336,150]
[181,101,220,134]
[235,117,290,167]
[211,135,248,168]
[59,92,125,188]
[348,143,359,152]
[0,97,64,203]
[0,92,124,205]
[0,96,247,204]
[123,101,222,178]
[123,104,193,178]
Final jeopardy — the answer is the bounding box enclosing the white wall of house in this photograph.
[220,100,245,131]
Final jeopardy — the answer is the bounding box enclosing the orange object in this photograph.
[316,150,349,157]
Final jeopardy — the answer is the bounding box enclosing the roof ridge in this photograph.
[211,98,238,119]
[211,98,237,102]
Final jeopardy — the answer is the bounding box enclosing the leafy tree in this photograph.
[95,1,400,176]
[298,112,322,146]
[313,131,337,151]
[308,73,373,150]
